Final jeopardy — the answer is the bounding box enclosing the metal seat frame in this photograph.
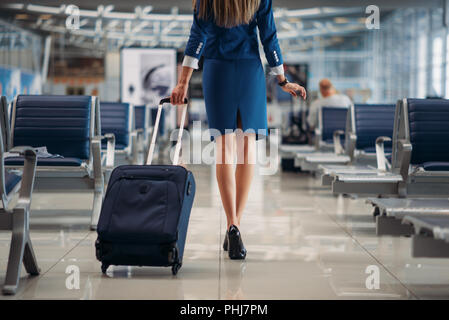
[0,96,39,295]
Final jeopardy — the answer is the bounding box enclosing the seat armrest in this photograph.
[90,138,104,185]
[333,130,345,155]
[346,132,357,161]
[95,134,115,169]
[104,133,116,169]
[136,129,145,150]
[130,129,145,165]
[8,146,37,209]
[130,129,144,143]
[375,136,391,171]
[397,139,412,180]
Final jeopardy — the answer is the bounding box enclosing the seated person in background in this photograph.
[306,78,352,130]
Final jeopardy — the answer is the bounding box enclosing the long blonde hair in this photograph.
[193,0,261,28]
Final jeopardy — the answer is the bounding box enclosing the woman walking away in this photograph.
[171,0,307,260]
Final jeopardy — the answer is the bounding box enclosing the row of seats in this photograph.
[279,107,348,168]
[0,94,162,295]
[280,104,395,171]
[320,104,395,183]
[281,99,449,259]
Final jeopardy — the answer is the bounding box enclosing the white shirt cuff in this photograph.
[269,64,284,76]
[182,55,199,69]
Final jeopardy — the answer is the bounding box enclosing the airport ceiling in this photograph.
[0,0,442,12]
[0,0,442,56]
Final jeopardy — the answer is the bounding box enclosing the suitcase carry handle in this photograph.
[159,97,188,105]
[146,97,189,166]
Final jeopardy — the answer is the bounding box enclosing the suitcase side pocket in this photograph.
[108,178,176,243]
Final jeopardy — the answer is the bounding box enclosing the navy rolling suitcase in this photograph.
[95,97,195,275]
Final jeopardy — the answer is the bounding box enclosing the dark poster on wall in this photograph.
[49,57,104,79]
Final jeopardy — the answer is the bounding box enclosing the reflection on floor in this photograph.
[1,163,449,300]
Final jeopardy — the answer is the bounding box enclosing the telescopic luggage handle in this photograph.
[146,97,189,166]
[159,97,188,105]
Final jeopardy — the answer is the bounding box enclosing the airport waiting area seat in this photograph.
[279,106,344,169]
[0,96,39,295]
[100,102,131,165]
[365,198,449,236]
[295,106,350,172]
[329,99,449,198]
[344,103,394,160]
[316,98,449,255]
[4,95,104,230]
[318,106,349,146]
[320,104,395,186]
[402,215,449,258]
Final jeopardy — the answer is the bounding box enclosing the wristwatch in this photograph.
[278,78,289,87]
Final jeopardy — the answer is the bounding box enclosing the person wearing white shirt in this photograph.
[307,79,352,130]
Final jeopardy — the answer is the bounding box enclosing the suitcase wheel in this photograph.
[101,263,109,274]
[171,263,182,276]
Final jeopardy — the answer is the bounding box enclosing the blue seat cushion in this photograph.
[407,99,449,165]
[321,107,348,142]
[5,157,83,167]
[5,172,21,194]
[101,103,130,148]
[13,95,92,160]
[422,162,449,171]
[354,104,395,151]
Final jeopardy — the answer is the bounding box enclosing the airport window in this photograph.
[432,36,443,97]
[418,34,428,99]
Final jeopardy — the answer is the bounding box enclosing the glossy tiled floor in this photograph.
[1,163,449,299]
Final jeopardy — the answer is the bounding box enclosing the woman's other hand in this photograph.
[281,82,307,100]
[171,83,188,105]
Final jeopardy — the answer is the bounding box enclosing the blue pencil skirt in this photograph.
[202,58,267,140]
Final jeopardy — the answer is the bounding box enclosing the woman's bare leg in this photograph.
[215,134,239,229]
[235,133,256,226]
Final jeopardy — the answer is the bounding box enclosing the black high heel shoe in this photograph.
[223,231,228,251]
[227,225,246,260]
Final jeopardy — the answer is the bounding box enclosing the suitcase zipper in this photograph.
[119,175,167,180]
[104,174,167,199]
[119,168,171,180]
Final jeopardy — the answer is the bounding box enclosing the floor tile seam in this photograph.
[316,200,420,300]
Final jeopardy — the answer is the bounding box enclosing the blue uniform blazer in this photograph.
[183,0,283,73]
